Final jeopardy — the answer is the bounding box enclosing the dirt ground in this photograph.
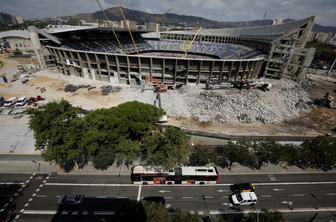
[1,57,335,137]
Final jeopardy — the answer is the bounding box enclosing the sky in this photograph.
[0,0,335,26]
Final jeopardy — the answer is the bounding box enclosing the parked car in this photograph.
[0,96,4,106]
[142,196,166,205]
[57,194,84,205]
[4,97,17,107]
[230,192,257,206]
[16,97,28,106]
[230,183,255,193]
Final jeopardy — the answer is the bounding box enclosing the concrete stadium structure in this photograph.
[36,16,315,87]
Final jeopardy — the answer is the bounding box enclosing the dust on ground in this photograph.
[1,58,335,137]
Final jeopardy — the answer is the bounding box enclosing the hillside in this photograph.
[63,7,336,32]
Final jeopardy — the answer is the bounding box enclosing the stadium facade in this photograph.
[35,16,315,87]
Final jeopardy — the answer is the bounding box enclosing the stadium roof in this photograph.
[0,30,30,39]
[143,17,314,42]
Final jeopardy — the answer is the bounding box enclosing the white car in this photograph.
[16,97,28,106]
[4,97,17,107]
[230,192,257,206]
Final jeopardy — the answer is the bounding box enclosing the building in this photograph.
[272,18,284,25]
[145,22,160,32]
[27,16,315,86]
[0,30,34,53]
[15,16,24,25]
[120,20,137,30]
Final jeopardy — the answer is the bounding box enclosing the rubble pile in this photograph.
[177,79,313,123]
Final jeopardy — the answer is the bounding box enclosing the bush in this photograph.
[189,147,214,166]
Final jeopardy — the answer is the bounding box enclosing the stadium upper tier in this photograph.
[61,40,264,59]
[146,17,314,42]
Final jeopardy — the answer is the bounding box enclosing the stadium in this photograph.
[38,16,315,87]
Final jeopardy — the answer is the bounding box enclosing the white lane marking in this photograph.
[35,195,47,198]
[61,211,68,215]
[217,189,229,193]
[39,184,43,188]
[0,182,24,185]
[137,185,142,202]
[25,180,30,183]
[182,197,193,199]
[116,196,127,199]
[293,194,305,197]
[158,190,171,193]
[165,204,171,208]
[45,181,336,187]
[281,201,293,206]
[29,176,33,180]
[198,211,204,215]
[0,209,4,213]
[208,207,336,215]
[24,203,29,207]
[43,180,47,183]
[94,211,116,215]
[221,202,233,206]
[36,188,40,192]
[20,209,24,213]
[83,211,88,215]
[165,197,173,199]
[73,211,78,215]
[273,188,284,191]
[222,195,228,198]
[268,174,277,181]
[28,198,33,202]
[203,196,214,199]
[14,215,20,220]
[326,193,336,196]
[261,195,271,198]
[23,210,57,215]
[32,193,36,197]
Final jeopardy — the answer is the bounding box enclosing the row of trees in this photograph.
[28,100,191,171]
[190,138,336,171]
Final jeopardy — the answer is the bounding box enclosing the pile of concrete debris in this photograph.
[168,79,313,123]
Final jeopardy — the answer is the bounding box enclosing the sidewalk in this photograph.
[0,159,334,175]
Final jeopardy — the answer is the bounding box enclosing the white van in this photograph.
[16,97,28,106]
[4,97,17,107]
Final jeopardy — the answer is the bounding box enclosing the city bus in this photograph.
[131,166,219,185]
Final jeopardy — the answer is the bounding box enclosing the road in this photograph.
[1,173,336,221]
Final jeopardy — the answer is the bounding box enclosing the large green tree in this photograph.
[28,100,88,171]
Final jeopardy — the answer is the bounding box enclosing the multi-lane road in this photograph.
[1,172,336,221]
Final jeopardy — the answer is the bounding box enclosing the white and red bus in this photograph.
[131,166,219,185]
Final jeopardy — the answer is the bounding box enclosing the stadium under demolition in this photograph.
[33,16,315,88]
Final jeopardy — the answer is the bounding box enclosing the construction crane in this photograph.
[95,0,126,54]
[118,6,139,55]
[181,27,203,58]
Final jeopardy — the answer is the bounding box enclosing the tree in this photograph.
[91,146,116,170]
[28,100,87,171]
[145,127,191,169]
[189,147,214,166]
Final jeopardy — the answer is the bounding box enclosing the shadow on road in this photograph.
[51,197,147,222]
[0,183,22,221]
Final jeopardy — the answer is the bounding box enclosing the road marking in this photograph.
[137,185,142,202]
[221,202,233,206]
[165,204,171,208]
[28,198,33,202]
[0,182,24,185]
[39,184,43,188]
[261,195,271,198]
[222,196,228,198]
[165,197,173,199]
[35,195,47,198]
[23,210,57,215]
[61,211,68,215]
[116,196,127,199]
[20,209,24,213]
[293,194,305,197]
[24,203,29,207]
[326,193,336,196]
[25,180,30,183]
[32,193,36,197]
[158,190,171,193]
[208,208,336,215]
[198,211,204,215]
[217,189,229,193]
[94,211,116,215]
[203,196,214,199]
[281,201,293,206]
[43,180,47,183]
[36,188,40,192]
[45,181,336,187]
[14,215,20,220]
[182,197,193,199]
[273,188,284,191]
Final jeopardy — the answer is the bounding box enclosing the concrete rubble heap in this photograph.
[160,79,313,124]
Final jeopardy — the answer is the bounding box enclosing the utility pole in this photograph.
[327,57,336,77]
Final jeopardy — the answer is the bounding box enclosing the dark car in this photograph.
[230,183,255,193]
[0,96,4,107]
[57,194,84,205]
[142,196,166,205]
